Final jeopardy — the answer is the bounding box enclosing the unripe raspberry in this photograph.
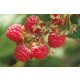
[31,44,48,59]
[14,43,31,62]
[6,24,22,42]
[24,15,42,33]
[48,30,65,48]
[50,14,66,25]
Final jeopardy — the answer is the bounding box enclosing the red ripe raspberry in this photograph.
[14,43,31,62]
[48,30,65,48]
[31,44,48,59]
[24,15,42,33]
[6,24,22,42]
[53,18,63,25]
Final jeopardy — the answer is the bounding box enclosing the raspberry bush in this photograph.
[0,14,80,66]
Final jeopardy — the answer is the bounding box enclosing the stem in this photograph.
[29,58,34,67]
[12,61,25,67]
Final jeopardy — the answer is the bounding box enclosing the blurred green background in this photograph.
[0,14,80,67]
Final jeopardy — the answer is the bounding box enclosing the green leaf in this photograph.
[67,26,80,40]
[67,15,80,40]
[70,15,79,24]
[28,14,50,22]
[36,14,50,21]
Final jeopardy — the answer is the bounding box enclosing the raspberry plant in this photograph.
[5,14,80,66]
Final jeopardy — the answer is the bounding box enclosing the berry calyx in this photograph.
[53,18,63,25]
[31,44,48,59]
[14,43,31,62]
[53,14,59,17]
[24,15,42,34]
[6,24,22,42]
[48,30,65,48]
[50,14,60,20]
[50,14,67,25]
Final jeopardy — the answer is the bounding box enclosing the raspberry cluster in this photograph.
[6,15,66,62]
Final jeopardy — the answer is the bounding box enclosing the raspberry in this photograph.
[24,15,42,33]
[31,44,48,59]
[14,43,31,62]
[53,18,63,25]
[48,30,65,48]
[6,24,22,42]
